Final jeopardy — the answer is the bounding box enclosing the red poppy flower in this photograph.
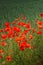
[7,33,14,39]
[0,50,3,53]
[29,34,33,39]
[37,31,42,35]
[5,22,10,27]
[26,22,31,30]
[15,37,21,42]
[20,42,26,47]
[12,26,20,32]
[6,56,11,62]
[8,29,14,35]
[21,34,26,41]
[40,13,43,17]
[18,22,26,26]
[38,25,43,29]
[7,33,11,38]
[0,55,3,59]
[1,42,8,46]
[36,21,43,25]
[20,46,25,51]
[16,27,20,32]
[1,34,7,40]
[11,34,15,38]
[5,27,10,32]
[0,50,4,55]
[12,26,17,30]
[20,42,26,51]
[23,30,28,34]
[26,43,31,48]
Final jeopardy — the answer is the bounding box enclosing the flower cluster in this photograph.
[0,13,43,62]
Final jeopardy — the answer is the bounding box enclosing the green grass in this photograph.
[0,0,43,22]
[0,0,43,65]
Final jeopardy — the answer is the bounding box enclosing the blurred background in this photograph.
[0,0,43,22]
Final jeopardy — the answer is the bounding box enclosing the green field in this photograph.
[0,0,43,65]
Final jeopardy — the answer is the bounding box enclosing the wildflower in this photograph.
[20,34,26,41]
[7,33,11,38]
[6,56,11,62]
[0,50,4,55]
[36,21,43,25]
[15,37,21,42]
[1,42,8,46]
[26,43,31,48]
[16,27,20,32]
[1,34,7,40]
[12,26,20,32]
[40,13,43,17]
[20,42,26,51]
[23,30,28,34]
[26,22,31,30]
[29,34,33,39]
[37,31,42,35]
[5,22,10,27]
[18,22,26,26]
[20,46,25,51]
[5,27,11,32]
[38,25,43,29]
[8,29,14,35]
[0,55,2,59]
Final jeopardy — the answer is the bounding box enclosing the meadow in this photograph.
[0,0,43,65]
